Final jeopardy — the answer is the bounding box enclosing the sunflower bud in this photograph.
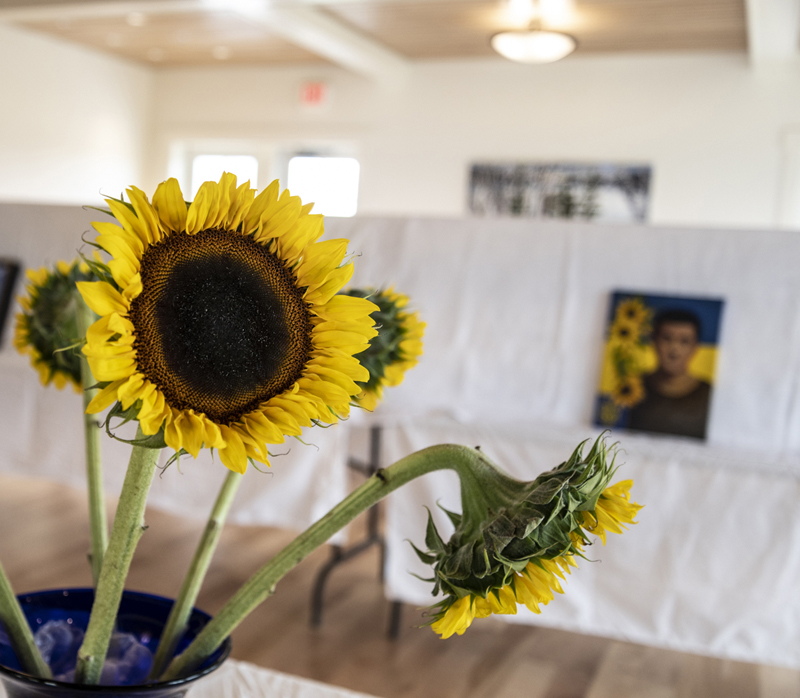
[14,259,97,391]
[412,436,643,638]
[345,287,425,411]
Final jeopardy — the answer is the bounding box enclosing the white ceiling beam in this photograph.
[0,0,411,85]
[745,0,800,64]
[228,2,411,85]
[0,0,201,22]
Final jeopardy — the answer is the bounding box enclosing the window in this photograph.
[287,156,360,218]
[191,155,259,198]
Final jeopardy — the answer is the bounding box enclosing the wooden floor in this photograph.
[0,474,798,698]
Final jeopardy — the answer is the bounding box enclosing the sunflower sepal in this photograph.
[78,250,116,287]
[101,402,168,450]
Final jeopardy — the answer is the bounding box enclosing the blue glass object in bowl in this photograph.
[0,588,231,698]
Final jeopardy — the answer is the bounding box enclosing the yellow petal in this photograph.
[87,355,137,382]
[107,199,150,248]
[261,406,302,436]
[77,281,128,316]
[152,178,188,233]
[218,425,248,474]
[127,186,163,245]
[304,264,354,306]
[315,295,379,323]
[117,373,146,410]
[92,220,144,257]
[242,412,285,444]
[186,181,220,234]
[243,180,280,236]
[86,379,126,414]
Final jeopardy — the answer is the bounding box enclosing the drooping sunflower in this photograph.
[14,260,96,392]
[78,174,378,474]
[344,287,425,411]
[416,438,642,639]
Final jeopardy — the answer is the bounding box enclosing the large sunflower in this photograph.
[14,259,95,392]
[345,287,425,411]
[78,174,378,474]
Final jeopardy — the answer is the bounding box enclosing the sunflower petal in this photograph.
[218,425,248,474]
[152,178,188,233]
[77,281,129,316]
[86,379,126,414]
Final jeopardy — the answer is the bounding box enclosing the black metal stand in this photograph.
[310,425,402,636]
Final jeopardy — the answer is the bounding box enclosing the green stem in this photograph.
[74,428,161,685]
[0,560,51,678]
[148,470,242,680]
[162,444,503,680]
[76,297,107,587]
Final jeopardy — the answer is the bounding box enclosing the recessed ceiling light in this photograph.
[491,29,576,63]
[147,47,165,62]
[126,12,147,27]
[212,45,231,60]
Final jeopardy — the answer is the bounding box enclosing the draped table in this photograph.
[0,660,379,698]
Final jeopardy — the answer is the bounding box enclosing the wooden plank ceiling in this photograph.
[15,0,747,67]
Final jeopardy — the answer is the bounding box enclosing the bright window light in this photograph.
[287,156,360,218]
[191,155,258,198]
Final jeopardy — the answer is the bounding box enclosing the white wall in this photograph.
[0,23,153,205]
[152,53,800,229]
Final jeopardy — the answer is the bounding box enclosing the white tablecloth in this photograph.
[0,660,378,698]
[381,418,800,669]
[188,660,378,698]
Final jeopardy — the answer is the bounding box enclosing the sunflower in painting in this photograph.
[344,287,425,411]
[608,318,640,347]
[614,297,650,328]
[78,174,378,474]
[610,373,644,408]
[14,259,95,392]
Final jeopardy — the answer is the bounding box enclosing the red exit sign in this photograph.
[299,81,329,108]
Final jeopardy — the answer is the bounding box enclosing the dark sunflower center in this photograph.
[129,229,312,424]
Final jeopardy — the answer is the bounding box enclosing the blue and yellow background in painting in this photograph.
[594,290,725,430]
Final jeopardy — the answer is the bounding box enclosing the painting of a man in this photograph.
[628,309,711,439]
[594,292,724,440]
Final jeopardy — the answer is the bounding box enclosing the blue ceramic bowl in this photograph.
[0,588,231,698]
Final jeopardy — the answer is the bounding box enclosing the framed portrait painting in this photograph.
[594,291,725,440]
[0,259,20,348]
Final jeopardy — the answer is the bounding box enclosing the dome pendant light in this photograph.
[491,18,576,64]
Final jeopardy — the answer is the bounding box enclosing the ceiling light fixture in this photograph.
[491,27,576,64]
